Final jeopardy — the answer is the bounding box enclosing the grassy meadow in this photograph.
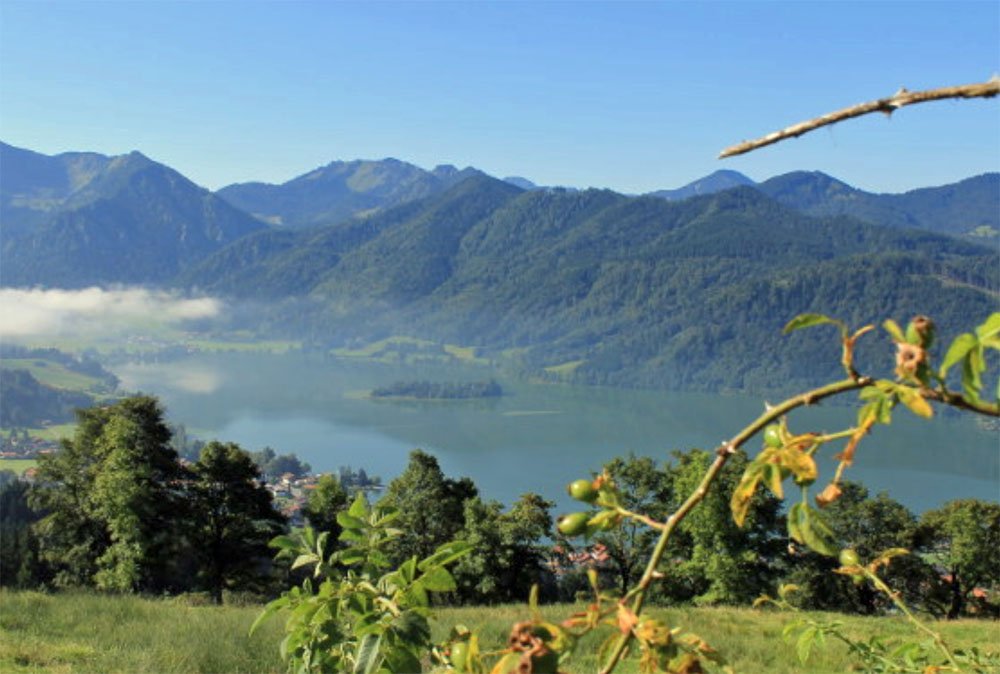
[0,459,39,476]
[1,591,998,673]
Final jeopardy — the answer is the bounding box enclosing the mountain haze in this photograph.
[0,143,265,287]
[187,177,998,393]
[757,171,1000,239]
[647,169,755,200]
[3,141,996,394]
[216,158,484,229]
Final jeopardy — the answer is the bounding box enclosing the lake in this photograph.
[113,351,999,514]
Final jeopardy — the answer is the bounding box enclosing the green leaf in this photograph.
[787,502,805,544]
[352,633,383,674]
[337,513,366,530]
[348,492,369,519]
[336,548,366,566]
[783,313,843,335]
[800,505,838,557]
[962,349,984,403]
[882,319,906,343]
[249,598,284,636]
[731,463,764,527]
[269,534,299,552]
[788,502,838,556]
[291,553,319,571]
[340,529,365,544]
[418,540,474,570]
[383,647,422,674]
[491,652,522,674]
[417,566,456,592]
[796,626,816,664]
[397,557,417,584]
[404,582,429,607]
[895,386,933,419]
[762,462,784,499]
[940,333,978,378]
[975,312,1000,340]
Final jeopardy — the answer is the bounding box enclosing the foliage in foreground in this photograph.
[260,313,1000,673]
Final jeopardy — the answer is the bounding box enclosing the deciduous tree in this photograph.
[917,499,1000,619]
[189,441,286,603]
[379,449,477,564]
[32,396,184,592]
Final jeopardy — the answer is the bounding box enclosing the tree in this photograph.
[32,396,184,592]
[591,455,673,596]
[454,492,554,604]
[189,441,286,603]
[917,499,1000,619]
[304,473,349,536]
[663,448,784,605]
[379,449,477,564]
[783,482,929,615]
[0,479,45,588]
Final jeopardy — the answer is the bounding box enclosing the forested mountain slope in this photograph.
[757,171,1000,239]
[0,144,266,287]
[187,177,998,393]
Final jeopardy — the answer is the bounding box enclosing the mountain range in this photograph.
[0,142,265,286]
[1,141,997,393]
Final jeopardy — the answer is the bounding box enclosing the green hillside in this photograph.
[186,178,998,394]
[758,171,1000,239]
[0,145,265,287]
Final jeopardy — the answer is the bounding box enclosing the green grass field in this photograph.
[1,360,104,393]
[1,591,997,673]
[0,459,38,476]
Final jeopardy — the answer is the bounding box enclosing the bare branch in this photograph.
[719,76,1000,159]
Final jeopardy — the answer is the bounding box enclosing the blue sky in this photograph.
[1,1,997,193]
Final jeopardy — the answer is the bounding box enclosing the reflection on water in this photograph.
[112,352,1000,513]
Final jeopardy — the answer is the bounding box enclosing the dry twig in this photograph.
[719,76,1000,158]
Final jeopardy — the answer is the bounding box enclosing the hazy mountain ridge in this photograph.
[647,169,756,200]
[3,141,997,394]
[756,171,1000,238]
[0,143,266,287]
[186,176,997,393]
[216,158,486,229]
[648,168,1000,239]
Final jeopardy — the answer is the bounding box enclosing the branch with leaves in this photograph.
[553,312,998,674]
[256,313,999,674]
[718,76,1000,158]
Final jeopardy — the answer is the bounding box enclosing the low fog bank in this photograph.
[0,286,224,339]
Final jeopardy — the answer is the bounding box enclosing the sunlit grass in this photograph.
[443,344,487,364]
[332,335,438,358]
[2,591,997,673]
[0,459,38,475]
[544,359,586,377]
[29,424,77,441]
[0,591,283,674]
[1,360,103,392]
[181,339,301,353]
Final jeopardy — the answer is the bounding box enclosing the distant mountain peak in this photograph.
[648,170,755,201]
[503,176,538,190]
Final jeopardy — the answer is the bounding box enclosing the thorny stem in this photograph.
[719,76,1000,158]
[923,387,1000,417]
[866,571,960,671]
[598,376,872,674]
[813,428,857,444]
[616,508,667,532]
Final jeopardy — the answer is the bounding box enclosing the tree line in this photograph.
[1,394,996,619]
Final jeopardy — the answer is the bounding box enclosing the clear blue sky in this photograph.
[1,1,997,193]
